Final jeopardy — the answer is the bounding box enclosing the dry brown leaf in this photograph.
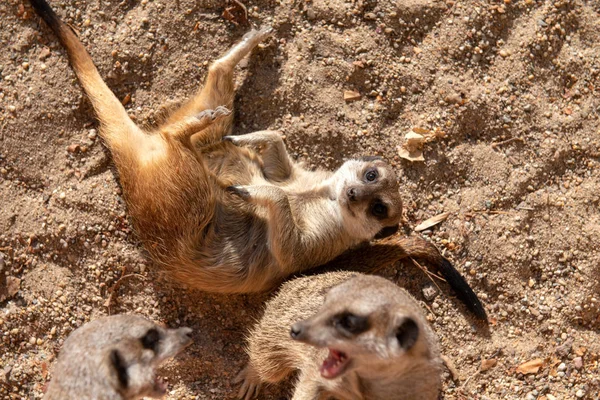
[398,131,425,161]
[397,146,424,162]
[412,127,431,135]
[516,358,544,374]
[480,358,497,372]
[344,90,361,102]
[414,212,450,232]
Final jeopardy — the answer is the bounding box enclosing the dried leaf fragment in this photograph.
[397,130,426,162]
[480,358,497,372]
[414,212,450,232]
[344,90,361,102]
[222,0,248,26]
[516,358,544,375]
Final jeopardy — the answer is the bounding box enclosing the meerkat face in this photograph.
[105,324,193,399]
[290,275,426,380]
[334,157,402,240]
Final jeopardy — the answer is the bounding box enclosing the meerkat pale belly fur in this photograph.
[30,0,404,294]
[44,315,192,400]
[239,271,442,400]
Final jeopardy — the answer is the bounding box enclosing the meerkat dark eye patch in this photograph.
[333,312,369,336]
[141,328,161,352]
[370,202,388,219]
[396,317,419,350]
[375,224,398,239]
[110,350,129,388]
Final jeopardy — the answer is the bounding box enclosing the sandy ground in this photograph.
[1,0,600,399]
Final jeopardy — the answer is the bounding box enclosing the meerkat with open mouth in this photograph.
[44,314,192,400]
[238,271,442,400]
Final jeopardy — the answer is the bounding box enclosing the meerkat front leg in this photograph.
[160,106,231,143]
[162,26,273,146]
[227,185,301,270]
[224,130,293,181]
[291,373,327,400]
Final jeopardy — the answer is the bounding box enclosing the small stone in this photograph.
[499,49,508,57]
[556,339,573,357]
[59,192,66,200]
[575,390,585,398]
[87,129,97,140]
[557,362,566,372]
[67,144,80,153]
[29,337,36,345]
[36,338,43,345]
[50,326,57,336]
[542,214,550,221]
[39,47,51,60]
[422,285,438,301]
[573,357,583,370]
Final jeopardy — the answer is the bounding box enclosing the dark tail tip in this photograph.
[438,258,488,321]
[29,0,61,31]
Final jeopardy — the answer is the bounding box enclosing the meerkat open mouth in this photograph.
[320,349,350,379]
[154,376,168,395]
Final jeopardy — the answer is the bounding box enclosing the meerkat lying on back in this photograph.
[238,271,442,400]
[30,0,404,294]
[45,314,192,400]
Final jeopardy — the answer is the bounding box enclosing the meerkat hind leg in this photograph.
[224,130,293,181]
[163,26,273,145]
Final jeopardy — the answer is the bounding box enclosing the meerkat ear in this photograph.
[374,224,399,239]
[359,155,383,162]
[110,349,129,388]
[395,317,419,350]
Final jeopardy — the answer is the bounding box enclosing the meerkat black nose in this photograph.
[347,188,357,201]
[290,323,304,340]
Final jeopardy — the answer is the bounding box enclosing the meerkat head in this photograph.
[104,323,193,399]
[50,315,193,400]
[333,156,402,240]
[289,275,432,381]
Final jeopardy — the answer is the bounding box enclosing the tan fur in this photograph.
[239,272,442,400]
[44,315,192,400]
[31,0,404,294]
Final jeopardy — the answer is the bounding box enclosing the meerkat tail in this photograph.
[310,236,488,321]
[434,257,488,321]
[29,0,141,145]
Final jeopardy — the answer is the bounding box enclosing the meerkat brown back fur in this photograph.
[239,271,442,400]
[30,0,405,294]
[44,315,192,400]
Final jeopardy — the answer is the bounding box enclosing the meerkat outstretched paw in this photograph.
[161,106,232,142]
[226,185,286,207]
[223,130,282,147]
[224,130,293,181]
[235,365,263,400]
